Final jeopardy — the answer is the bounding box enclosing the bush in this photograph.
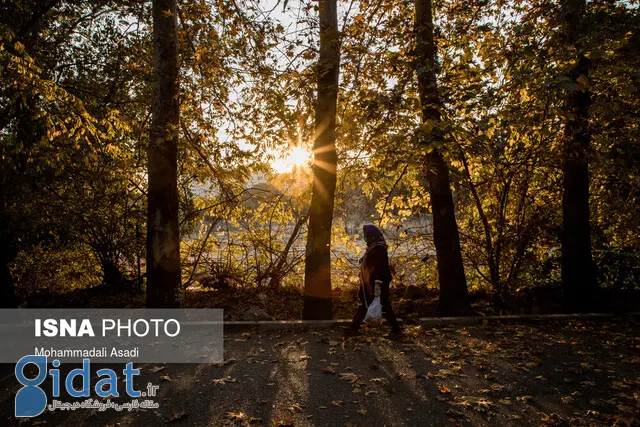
[11,244,102,299]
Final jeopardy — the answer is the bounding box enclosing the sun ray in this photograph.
[312,143,336,155]
[270,145,312,174]
[312,159,337,173]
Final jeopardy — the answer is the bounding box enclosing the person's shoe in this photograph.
[385,329,403,340]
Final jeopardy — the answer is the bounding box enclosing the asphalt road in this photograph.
[1,318,639,426]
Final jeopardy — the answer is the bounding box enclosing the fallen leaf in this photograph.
[560,396,575,404]
[459,396,494,411]
[211,376,238,385]
[517,395,533,403]
[438,384,451,394]
[288,403,302,413]
[321,366,336,374]
[166,409,187,423]
[339,372,364,388]
[275,414,295,427]
[227,411,245,420]
[212,358,237,367]
[612,381,629,390]
[540,412,562,425]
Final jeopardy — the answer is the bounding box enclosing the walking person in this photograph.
[347,224,402,337]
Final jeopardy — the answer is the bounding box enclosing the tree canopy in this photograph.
[1,0,638,316]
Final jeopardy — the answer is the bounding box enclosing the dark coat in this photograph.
[360,245,392,297]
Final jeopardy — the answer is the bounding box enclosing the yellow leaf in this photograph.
[438,384,451,394]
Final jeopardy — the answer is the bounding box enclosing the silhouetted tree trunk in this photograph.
[561,0,595,313]
[303,0,340,320]
[414,0,471,316]
[146,0,181,307]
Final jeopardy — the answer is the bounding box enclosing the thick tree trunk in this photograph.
[414,0,471,316]
[146,0,181,307]
[303,0,340,320]
[561,0,595,312]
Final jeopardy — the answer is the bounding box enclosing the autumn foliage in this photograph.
[0,0,638,316]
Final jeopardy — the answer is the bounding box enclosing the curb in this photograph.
[225,319,352,331]
[224,312,638,331]
[415,312,636,327]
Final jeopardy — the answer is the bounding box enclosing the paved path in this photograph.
[1,318,639,426]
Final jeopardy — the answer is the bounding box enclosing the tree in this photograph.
[303,0,340,320]
[0,0,66,307]
[414,0,471,316]
[560,0,595,312]
[0,0,142,304]
[146,0,181,307]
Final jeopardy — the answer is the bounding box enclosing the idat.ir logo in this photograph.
[15,355,146,417]
[14,356,48,417]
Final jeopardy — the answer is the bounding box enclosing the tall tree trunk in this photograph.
[302,0,340,320]
[146,0,181,307]
[414,0,471,316]
[561,0,595,313]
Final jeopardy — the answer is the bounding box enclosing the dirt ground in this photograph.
[1,317,639,426]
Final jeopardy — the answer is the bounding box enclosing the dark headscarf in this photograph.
[363,224,387,249]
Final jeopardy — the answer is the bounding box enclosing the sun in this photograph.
[271,146,312,174]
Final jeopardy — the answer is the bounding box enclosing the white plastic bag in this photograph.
[364,296,383,326]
